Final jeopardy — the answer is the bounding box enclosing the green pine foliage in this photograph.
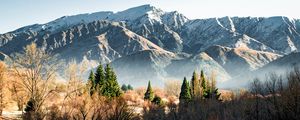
[95,64,105,87]
[127,84,133,90]
[144,81,154,101]
[204,77,221,100]
[179,70,222,103]
[121,84,128,91]
[152,95,163,105]
[200,70,208,97]
[121,84,134,92]
[179,77,191,103]
[191,71,201,98]
[102,64,122,98]
[87,71,95,95]
[204,88,221,100]
[87,64,122,98]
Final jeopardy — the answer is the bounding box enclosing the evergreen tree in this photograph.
[144,81,154,101]
[95,64,105,89]
[127,84,133,90]
[200,70,208,97]
[121,84,128,91]
[87,71,95,95]
[213,88,221,100]
[204,88,221,100]
[205,77,221,100]
[152,95,163,105]
[121,84,133,92]
[191,71,201,98]
[179,77,191,103]
[102,64,122,98]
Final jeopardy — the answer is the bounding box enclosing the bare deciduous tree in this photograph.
[11,43,59,118]
[164,80,181,97]
[8,78,28,112]
[0,62,7,116]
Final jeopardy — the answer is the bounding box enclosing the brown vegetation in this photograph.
[0,43,300,120]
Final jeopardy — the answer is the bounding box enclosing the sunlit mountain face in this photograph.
[1,4,299,87]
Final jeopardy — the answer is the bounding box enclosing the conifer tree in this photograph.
[95,64,105,90]
[152,95,163,105]
[200,70,208,97]
[87,71,95,95]
[121,84,133,92]
[102,64,122,98]
[205,76,221,100]
[121,84,128,91]
[144,81,154,101]
[179,77,191,103]
[127,84,133,90]
[191,71,201,98]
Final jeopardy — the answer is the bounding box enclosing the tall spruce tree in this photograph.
[144,81,154,101]
[95,64,105,90]
[205,76,221,100]
[102,64,122,98]
[200,70,208,97]
[87,71,95,95]
[191,71,201,98]
[179,77,191,103]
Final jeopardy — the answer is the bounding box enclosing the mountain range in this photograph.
[1,4,299,87]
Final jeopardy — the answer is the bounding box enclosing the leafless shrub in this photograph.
[10,43,60,119]
[164,80,181,97]
[0,62,7,116]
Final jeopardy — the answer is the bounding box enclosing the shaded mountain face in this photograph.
[112,50,230,86]
[0,4,299,87]
[256,52,300,76]
[224,52,300,88]
[182,16,300,54]
[205,45,281,76]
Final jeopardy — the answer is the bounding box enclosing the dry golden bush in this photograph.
[45,92,138,120]
[164,80,181,97]
[8,77,28,111]
[10,43,60,119]
[0,62,7,116]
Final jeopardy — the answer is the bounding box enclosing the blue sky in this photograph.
[0,0,298,33]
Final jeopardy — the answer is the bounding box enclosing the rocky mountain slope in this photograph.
[0,4,299,87]
[256,52,300,76]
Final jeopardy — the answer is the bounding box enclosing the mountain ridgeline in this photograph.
[1,4,300,87]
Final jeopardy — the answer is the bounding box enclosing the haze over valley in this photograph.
[0,2,300,120]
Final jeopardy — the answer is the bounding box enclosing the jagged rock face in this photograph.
[165,52,231,83]
[1,5,299,87]
[205,45,281,76]
[232,17,300,53]
[112,50,230,86]
[226,52,300,88]
[129,23,183,53]
[111,49,176,86]
[182,16,300,54]
[119,5,186,53]
[0,20,164,63]
[258,52,300,72]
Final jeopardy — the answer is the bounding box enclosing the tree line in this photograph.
[143,70,221,106]
[1,42,300,120]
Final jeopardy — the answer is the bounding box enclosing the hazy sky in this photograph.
[0,0,298,33]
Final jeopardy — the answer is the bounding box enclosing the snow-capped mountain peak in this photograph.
[44,11,113,32]
[2,5,300,86]
[110,4,164,22]
[12,4,188,34]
